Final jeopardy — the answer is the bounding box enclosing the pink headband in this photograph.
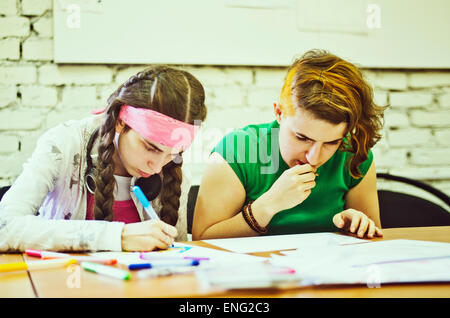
[91,105,199,150]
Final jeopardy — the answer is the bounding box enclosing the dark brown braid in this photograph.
[92,65,207,225]
[93,103,121,221]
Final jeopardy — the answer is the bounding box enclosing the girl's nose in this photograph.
[148,155,166,174]
[305,143,321,166]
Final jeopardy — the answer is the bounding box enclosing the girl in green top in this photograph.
[192,49,386,240]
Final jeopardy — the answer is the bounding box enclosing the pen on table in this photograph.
[131,185,160,220]
[0,258,77,273]
[25,249,117,265]
[136,266,197,279]
[127,259,200,270]
[140,253,209,261]
[81,262,130,280]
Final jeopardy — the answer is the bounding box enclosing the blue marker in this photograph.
[128,259,200,270]
[131,185,160,220]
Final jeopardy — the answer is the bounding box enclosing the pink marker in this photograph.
[25,249,117,265]
[25,249,43,258]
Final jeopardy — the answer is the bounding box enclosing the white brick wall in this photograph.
[0,3,449,201]
[0,38,20,60]
[21,0,52,16]
[61,86,97,108]
[375,72,408,90]
[0,135,19,153]
[33,17,53,37]
[0,65,36,84]
[39,65,113,85]
[390,92,434,108]
[0,0,18,16]
[435,129,450,145]
[387,128,433,147]
[0,86,17,108]
[410,110,450,127]
[0,17,30,37]
[20,85,57,107]
[383,109,410,128]
[0,109,43,130]
[438,93,450,108]
[410,149,450,166]
[409,72,450,88]
[22,37,53,61]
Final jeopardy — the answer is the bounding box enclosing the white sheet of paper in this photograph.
[203,232,367,253]
[270,239,450,285]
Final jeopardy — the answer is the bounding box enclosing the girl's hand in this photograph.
[259,164,316,216]
[333,209,383,239]
[121,220,178,251]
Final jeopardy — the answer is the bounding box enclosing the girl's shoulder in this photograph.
[40,115,102,147]
[47,115,102,136]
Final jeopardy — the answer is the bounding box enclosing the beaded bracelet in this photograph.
[242,201,268,234]
[241,203,256,232]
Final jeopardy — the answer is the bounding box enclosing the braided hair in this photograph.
[92,66,207,225]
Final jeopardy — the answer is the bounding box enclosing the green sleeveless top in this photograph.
[212,120,373,235]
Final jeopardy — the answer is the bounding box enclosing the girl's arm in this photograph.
[192,153,263,240]
[0,125,124,252]
[333,161,383,238]
[344,161,381,227]
[193,152,317,240]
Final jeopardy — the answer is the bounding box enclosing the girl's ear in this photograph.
[115,119,126,133]
[273,101,283,124]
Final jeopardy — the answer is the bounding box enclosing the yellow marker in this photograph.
[0,258,76,273]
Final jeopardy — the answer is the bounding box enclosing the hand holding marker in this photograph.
[70,186,198,280]
[131,185,177,246]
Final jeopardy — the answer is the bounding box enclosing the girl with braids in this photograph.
[193,50,385,240]
[0,65,206,252]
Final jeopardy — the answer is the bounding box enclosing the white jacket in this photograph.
[0,114,189,252]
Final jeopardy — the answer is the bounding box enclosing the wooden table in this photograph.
[5,226,450,298]
[0,253,36,298]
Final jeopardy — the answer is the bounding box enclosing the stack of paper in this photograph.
[270,239,450,286]
[196,232,366,290]
[90,234,450,288]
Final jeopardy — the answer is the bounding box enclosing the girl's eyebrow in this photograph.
[142,138,182,156]
[295,132,342,144]
[142,138,163,152]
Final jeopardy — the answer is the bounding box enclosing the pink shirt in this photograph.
[86,192,141,224]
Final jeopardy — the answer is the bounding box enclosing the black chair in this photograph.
[0,185,11,202]
[187,185,200,234]
[377,173,450,228]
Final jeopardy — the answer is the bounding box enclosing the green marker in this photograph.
[81,261,130,280]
